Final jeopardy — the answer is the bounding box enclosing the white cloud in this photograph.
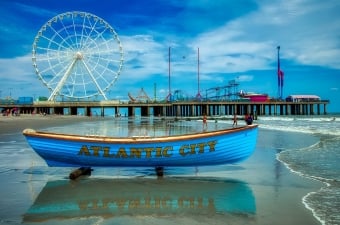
[237,75,253,82]
[0,55,33,82]
[0,54,50,98]
[189,0,340,71]
[15,2,56,18]
[120,35,167,80]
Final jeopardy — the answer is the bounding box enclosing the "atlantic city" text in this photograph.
[78,140,217,158]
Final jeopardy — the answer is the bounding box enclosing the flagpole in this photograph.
[167,46,171,102]
[277,46,281,99]
[196,47,202,100]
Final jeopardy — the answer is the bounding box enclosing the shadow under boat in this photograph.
[23,177,256,222]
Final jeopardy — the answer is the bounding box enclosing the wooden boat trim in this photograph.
[23,124,258,144]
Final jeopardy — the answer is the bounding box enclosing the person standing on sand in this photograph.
[233,114,237,127]
[203,114,207,129]
[245,113,253,125]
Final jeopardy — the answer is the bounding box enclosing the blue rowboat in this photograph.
[23,177,256,222]
[22,124,258,167]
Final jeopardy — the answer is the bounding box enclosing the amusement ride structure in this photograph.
[32,11,124,101]
[205,79,240,101]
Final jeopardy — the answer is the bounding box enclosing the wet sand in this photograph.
[0,115,323,225]
[0,114,94,134]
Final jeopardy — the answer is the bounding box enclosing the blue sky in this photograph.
[0,0,339,112]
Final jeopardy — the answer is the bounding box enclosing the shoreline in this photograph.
[277,154,326,225]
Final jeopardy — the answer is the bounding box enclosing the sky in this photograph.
[0,0,339,112]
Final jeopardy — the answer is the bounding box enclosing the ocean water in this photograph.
[0,115,339,225]
[257,115,340,225]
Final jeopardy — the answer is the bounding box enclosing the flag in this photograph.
[277,69,282,87]
[278,70,284,87]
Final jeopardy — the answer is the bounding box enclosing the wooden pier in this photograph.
[1,99,330,117]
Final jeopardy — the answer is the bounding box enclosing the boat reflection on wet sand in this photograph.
[23,177,256,222]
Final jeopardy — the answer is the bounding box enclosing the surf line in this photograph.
[78,140,217,158]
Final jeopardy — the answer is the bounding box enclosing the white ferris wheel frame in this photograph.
[32,11,124,101]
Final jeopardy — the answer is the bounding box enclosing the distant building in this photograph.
[239,91,269,102]
[286,95,321,102]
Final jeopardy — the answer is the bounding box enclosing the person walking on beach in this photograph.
[203,114,207,130]
[233,114,238,127]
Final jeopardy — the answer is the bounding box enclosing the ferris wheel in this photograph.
[32,11,124,101]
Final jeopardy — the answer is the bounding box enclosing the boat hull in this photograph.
[23,125,258,167]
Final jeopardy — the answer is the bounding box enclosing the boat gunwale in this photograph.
[23,124,258,144]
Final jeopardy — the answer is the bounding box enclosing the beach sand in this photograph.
[0,115,323,225]
[0,114,94,134]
